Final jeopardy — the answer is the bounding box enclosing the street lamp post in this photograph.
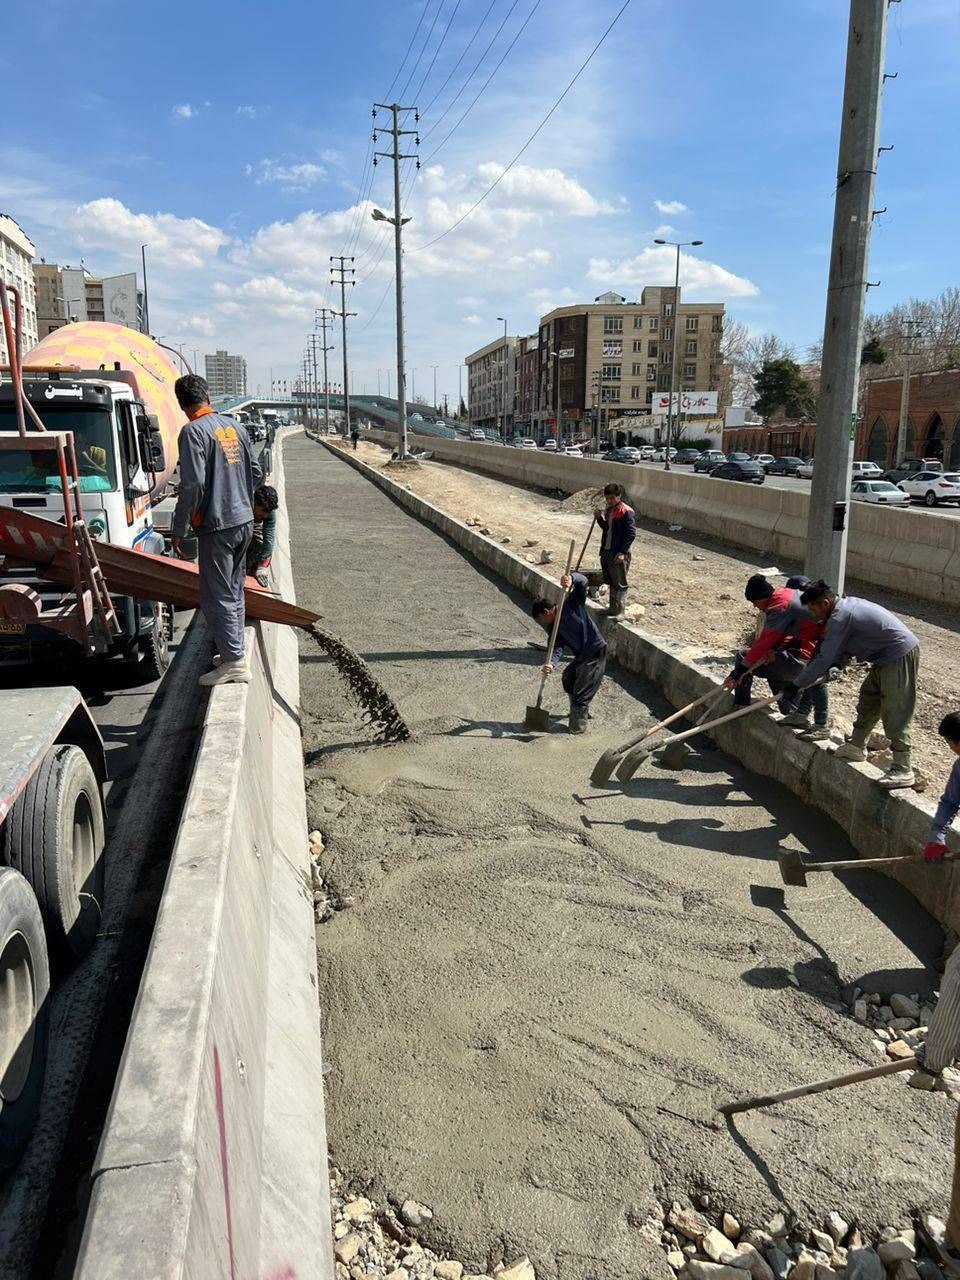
[497,316,508,439]
[431,364,439,412]
[653,237,702,470]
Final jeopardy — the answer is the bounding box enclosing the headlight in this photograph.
[88,518,107,540]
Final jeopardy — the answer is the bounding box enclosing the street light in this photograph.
[372,206,413,456]
[497,315,508,439]
[653,237,702,470]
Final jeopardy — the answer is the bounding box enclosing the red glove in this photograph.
[924,841,948,863]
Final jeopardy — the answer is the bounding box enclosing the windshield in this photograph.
[0,407,117,493]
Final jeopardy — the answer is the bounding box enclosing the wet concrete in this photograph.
[287,436,952,1280]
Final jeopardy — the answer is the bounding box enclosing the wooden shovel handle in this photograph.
[720,1055,916,1116]
[814,849,957,875]
[535,539,577,704]
[574,518,596,572]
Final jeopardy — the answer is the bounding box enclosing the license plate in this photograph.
[0,620,25,634]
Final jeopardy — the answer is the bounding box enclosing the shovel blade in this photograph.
[616,747,651,782]
[590,748,622,787]
[524,704,551,732]
[777,849,808,888]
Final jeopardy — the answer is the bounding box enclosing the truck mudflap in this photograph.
[0,689,105,824]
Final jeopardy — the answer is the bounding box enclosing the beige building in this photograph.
[0,215,38,362]
[205,349,247,398]
[465,334,517,433]
[35,263,144,337]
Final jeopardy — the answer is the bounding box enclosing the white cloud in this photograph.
[475,162,614,216]
[653,224,677,238]
[172,103,196,120]
[248,159,327,189]
[587,246,758,299]
[655,199,687,215]
[236,105,260,119]
[70,197,229,270]
[320,148,341,164]
[462,314,483,325]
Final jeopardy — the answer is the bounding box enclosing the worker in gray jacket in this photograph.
[171,374,262,686]
[785,579,920,789]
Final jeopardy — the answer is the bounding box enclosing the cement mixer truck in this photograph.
[0,322,183,677]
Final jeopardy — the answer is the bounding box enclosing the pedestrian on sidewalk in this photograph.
[246,484,279,587]
[351,424,360,450]
[725,574,829,738]
[171,374,262,687]
[531,572,607,733]
[593,483,635,617]
[786,580,920,788]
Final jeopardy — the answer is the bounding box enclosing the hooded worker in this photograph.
[531,572,607,733]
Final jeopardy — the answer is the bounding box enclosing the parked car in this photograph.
[675,448,702,465]
[766,456,804,477]
[851,480,911,506]
[882,459,926,485]
[603,447,641,464]
[752,454,776,469]
[796,460,815,479]
[694,450,727,473]
[540,439,558,451]
[468,427,486,441]
[922,458,944,470]
[520,437,538,450]
[725,451,752,464]
[850,460,883,480]
[652,446,678,462]
[711,460,765,484]
[638,446,657,460]
[562,446,585,457]
[898,470,960,506]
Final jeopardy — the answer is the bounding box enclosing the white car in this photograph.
[540,439,558,451]
[468,428,486,441]
[652,447,677,462]
[797,460,815,479]
[851,480,911,506]
[520,437,538,450]
[638,446,657,460]
[898,470,960,507]
[752,454,776,470]
[851,460,883,480]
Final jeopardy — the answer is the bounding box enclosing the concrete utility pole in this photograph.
[373,101,418,459]
[315,307,334,433]
[497,317,508,439]
[805,0,889,591]
[894,317,919,466]
[330,256,356,437]
[140,243,150,335]
[654,236,703,470]
[432,364,439,413]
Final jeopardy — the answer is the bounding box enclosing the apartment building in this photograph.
[0,214,38,362]
[465,334,517,433]
[514,334,540,427]
[34,262,144,337]
[205,349,248,398]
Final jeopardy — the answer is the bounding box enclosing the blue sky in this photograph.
[2,0,958,404]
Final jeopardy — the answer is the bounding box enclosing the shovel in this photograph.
[575,516,597,572]
[616,692,782,782]
[524,538,576,732]
[778,846,957,888]
[590,685,728,786]
[719,1054,916,1116]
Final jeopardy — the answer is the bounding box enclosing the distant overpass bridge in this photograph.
[212,392,459,441]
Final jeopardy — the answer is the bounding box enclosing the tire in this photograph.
[0,745,105,962]
[924,490,938,507]
[138,602,173,683]
[0,867,49,1172]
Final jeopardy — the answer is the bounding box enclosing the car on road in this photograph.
[897,470,960,506]
[751,454,776,469]
[674,448,702,465]
[603,447,641,464]
[923,458,944,470]
[850,460,883,480]
[710,459,765,484]
[638,445,657,460]
[851,480,911,506]
[540,439,558,451]
[693,450,727,473]
[766,456,804,477]
[562,446,585,457]
[882,459,927,485]
[468,427,486,441]
[797,460,815,479]
[652,446,678,462]
[520,437,538,450]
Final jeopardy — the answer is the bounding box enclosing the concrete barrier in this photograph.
[366,428,960,604]
[326,438,960,938]
[77,431,332,1279]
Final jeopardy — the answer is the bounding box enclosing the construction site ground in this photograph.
[341,437,959,795]
[287,435,953,1280]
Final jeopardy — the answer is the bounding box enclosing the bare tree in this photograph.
[721,323,796,407]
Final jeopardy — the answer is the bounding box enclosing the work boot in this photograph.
[568,708,589,734]
[877,764,916,790]
[199,658,251,687]
[780,711,812,729]
[834,741,866,761]
[606,590,626,617]
[800,725,831,742]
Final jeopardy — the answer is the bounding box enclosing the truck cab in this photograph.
[0,373,171,676]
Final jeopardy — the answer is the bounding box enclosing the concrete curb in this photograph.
[77,430,332,1279]
[319,437,960,938]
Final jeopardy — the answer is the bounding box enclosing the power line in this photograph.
[355,270,396,335]
[420,0,498,120]
[413,0,465,103]
[420,0,522,142]
[411,0,633,253]
[398,0,446,104]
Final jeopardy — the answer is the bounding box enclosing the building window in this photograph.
[712,315,723,333]
[685,339,698,356]
[649,316,659,331]
[633,316,643,329]
[648,341,658,357]
[662,325,673,341]
[602,363,621,380]
[633,339,643,352]
[647,365,656,381]
[630,385,642,400]
[631,362,643,376]
[603,315,623,333]
[686,316,699,332]
[661,348,672,365]
[684,363,697,378]
[663,302,674,317]
[645,388,654,404]
[601,386,618,403]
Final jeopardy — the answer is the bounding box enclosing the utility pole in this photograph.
[805,0,889,591]
[140,243,150,335]
[330,256,356,437]
[432,364,439,413]
[373,101,419,459]
[894,317,919,466]
[496,316,508,439]
[315,307,334,433]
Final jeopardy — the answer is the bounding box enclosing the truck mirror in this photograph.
[139,431,166,474]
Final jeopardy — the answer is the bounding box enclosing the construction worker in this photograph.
[593,482,636,616]
[531,572,607,733]
[350,424,360,451]
[171,374,262,687]
[786,580,920,789]
[725,574,829,738]
[246,484,279,587]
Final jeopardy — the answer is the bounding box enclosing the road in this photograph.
[288,435,951,1280]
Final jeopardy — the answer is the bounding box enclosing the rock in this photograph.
[624,604,646,620]
[886,1038,915,1059]
[907,1068,938,1090]
[890,993,921,1019]
[500,536,511,545]
[669,524,683,532]
[766,1213,790,1239]
[888,1263,921,1280]
[766,1248,792,1280]
[667,1252,687,1271]
[335,1265,350,1280]
[845,1246,885,1280]
[877,1235,916,1265]
[867,731,890,750]
[809,1230,833,1255]
[742,1230,773,1252]
[913,770,929,793]
[786,1255,816,1280]
[834,716,854,739]
[334,1220,352,1239]
[723,1215,742,1243]
[889,1016,918,1032]
[496,1259,536,1280]
[853,999,868,1022]
[814,1267,843,1280]
[824,1213,848,1247]
[539,549,554,564]
[702,1228,737,1263]
[308,829,324,847]
[693,554,706,562]
[399,1200,430,1228]
[686,1263,744,1280]
[335,1235,361,1265]
[523,538,538,547]
[668,1205,712,1242]
[937,1066,960,1096]
[718,592,732,601]
[385,1271,409,1280]
[435,1263,464,1280]
[732,1243,774,1280]
[479,526,493,536]
[879,1005,894,1023]
[343,1197,373,1222]
[464,1276,494,1280]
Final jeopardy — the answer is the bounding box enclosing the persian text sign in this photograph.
[653,391,718,414]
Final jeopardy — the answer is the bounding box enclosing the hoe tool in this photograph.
[778,846,956,888]
[524,539,576,732]
[719,1055,916,1116]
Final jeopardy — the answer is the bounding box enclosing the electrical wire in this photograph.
[411,0,633,253]
[413,0,465,103]
[420,0,498,121]
[420,0,522,143]
[355,270,396,334]
[398,0,446,104]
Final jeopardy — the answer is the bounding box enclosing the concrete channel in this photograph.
[289,434,955,1279]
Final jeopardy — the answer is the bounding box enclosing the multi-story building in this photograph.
[0,215,38,361]
[34,261,145,338]
[205,349,248,398]
[536,288,725,436]
[858,368,960,470]
[514,334,540,429]
[465,335,517,433]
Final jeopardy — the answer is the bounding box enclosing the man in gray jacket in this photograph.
[787,579,920,789]
[171,375,262,686]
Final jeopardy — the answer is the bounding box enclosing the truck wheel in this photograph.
[0,867,49,1172]
[0,745,105,962]
[139,603,172,683]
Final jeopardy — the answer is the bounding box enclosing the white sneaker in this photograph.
[834,742,866,761]
[199,659,251,687]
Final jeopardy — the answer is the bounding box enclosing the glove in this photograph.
[924,841,948,863]
[825,666,843,683]
[255,569,269,588]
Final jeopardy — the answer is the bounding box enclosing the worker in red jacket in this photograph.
[593,482,636,617]
[725,574,829,737]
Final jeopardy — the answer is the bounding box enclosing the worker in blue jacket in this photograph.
[531,572,607,733]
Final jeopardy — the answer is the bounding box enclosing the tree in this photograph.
[752,358,817,420]
[860,335,886,367]
[721,323,797,407]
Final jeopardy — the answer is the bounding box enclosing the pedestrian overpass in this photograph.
[212,391,460,441]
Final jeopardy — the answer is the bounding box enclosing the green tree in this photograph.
[752,358,816,419]
[860,336,886,367]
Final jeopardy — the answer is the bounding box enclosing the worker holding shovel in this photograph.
[531,572,607,733]
[593,483,635,617]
